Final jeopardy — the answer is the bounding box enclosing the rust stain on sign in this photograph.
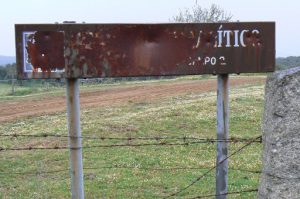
[15,23,275,79]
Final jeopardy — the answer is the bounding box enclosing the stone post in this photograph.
[258,67,300,198]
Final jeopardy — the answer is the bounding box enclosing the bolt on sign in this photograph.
[15,22,275,79]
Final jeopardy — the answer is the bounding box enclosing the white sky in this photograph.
[1,0,299,57]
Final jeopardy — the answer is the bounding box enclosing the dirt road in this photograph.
[0,77,265,123]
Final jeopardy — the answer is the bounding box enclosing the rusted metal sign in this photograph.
[15,22,275,79]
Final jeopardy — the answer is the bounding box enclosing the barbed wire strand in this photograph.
[0,133,262,143]
[164,135,262,198]
[0,136,261,152]
[0,142,213,152]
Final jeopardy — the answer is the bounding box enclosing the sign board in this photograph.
[15,22,275,79]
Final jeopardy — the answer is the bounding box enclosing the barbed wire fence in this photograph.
[0,132,262,198]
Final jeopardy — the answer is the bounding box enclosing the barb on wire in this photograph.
[164,135,262,198]
[188,188,258,199]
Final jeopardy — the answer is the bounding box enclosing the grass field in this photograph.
[0,77,265,198]
[0,80,65,100]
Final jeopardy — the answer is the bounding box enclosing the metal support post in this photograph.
[216,74,229,199]
[66,78,84,199]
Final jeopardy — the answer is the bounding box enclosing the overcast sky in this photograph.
[1,0,299,57]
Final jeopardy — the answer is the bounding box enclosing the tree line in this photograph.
[276,56,300,70]
[0,63,16,80]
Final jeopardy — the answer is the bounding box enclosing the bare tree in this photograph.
[170,3,232,23]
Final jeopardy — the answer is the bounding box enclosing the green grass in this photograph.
[0,81,64,101]
[0,79,265,198]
